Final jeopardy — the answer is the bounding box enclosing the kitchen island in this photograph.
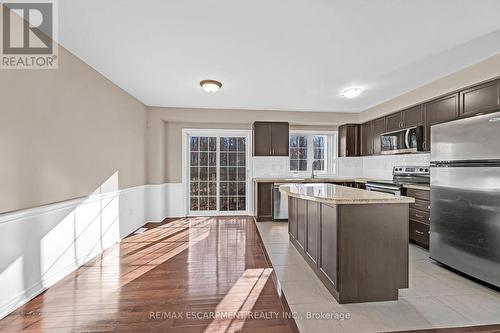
[280,183,414,304]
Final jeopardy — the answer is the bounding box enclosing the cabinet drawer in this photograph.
[410,199,430,213]
[406,188,430,201]
[409,220,429,248]
[409,208,430,224]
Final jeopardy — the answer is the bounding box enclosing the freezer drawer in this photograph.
[430,166,500,287]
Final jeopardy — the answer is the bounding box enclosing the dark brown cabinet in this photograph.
[402,105,424,128]
[252,122,289,156]
[460,80,500,118]
[406,188,430,249]
[338,124,359,157]
[288,196,297,239]
[319,204,338,288]
[256,183,273,222]
[385,112,404,132]
[306,201,320,264]
[297,199,307,249]
[424,93,459,151]
[371,117,386,155]
[360,122,373,156]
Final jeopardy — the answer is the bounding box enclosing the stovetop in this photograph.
[366,166,430,189]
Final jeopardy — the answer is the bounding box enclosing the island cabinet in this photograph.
[287,193,410,304]
[253,122,289,156]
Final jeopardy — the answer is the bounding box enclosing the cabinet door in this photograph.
[253,123,272,156]
[338,125,347,157]
[319,204,338,288]
[385,112,404,132]
[288,197,298,239]
[297,198,307,249]
[402,105,424,128]
[360,122,372,156]
[460,80,500,117]
[257,183,273,221]
[270,122,289,156]
[306,201,320,264]
[424,93,459,151]
[372,117,386,155]
[338,124,359,157]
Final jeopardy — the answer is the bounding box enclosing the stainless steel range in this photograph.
[366,166,430,196]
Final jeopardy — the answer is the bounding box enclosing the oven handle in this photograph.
[366,184,400,191]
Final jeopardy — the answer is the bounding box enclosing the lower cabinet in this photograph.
[297,199,307,249]
[256,182,273,221]
[319,203,338,288]
[405,188,431,249]
[306,201,320,264]
[288,196,298,239]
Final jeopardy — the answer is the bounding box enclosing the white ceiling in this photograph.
[59,0,500,112]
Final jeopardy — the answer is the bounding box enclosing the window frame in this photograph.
[288,130,338,176]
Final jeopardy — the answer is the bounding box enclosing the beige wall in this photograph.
[359,53,500,123]
[0,45,147,213]
[147,107,358,183]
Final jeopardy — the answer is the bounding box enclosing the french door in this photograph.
[187,130,250,215]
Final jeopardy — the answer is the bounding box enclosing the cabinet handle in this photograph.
[422,142,426,149]
[415,230,424,235]
[415,214,424,218]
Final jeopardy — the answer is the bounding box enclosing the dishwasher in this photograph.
[273,184,288,220]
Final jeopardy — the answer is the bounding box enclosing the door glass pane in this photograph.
[189,136,217,212]
[220,136,246,212]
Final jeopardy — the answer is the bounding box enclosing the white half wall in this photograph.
[0,182,187,320]
[145,183,185,221]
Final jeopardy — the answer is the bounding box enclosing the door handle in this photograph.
[405,129,410,149]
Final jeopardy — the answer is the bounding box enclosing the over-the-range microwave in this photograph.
[380,126,424,154]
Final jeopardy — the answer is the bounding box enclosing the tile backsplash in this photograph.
[361,153,430,179]
[252,154,430,179]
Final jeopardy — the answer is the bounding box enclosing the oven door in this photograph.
[381,126,424,154]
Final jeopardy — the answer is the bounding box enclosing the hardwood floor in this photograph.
[0,217,296,333]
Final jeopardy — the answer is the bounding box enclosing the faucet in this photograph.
[311,168,315,179]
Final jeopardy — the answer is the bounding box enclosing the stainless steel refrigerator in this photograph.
[430,111,500,288]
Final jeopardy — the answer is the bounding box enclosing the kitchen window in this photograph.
[289,132,336,174]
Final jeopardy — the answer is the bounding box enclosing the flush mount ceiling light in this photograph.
[342,87,363,99]
[200,80,222,93]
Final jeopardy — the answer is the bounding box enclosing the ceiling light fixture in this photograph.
[200,80,222,93]
[343,87,363,99]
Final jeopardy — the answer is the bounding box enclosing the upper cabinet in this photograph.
[338,124,359,157]
[460,80,500,118]
[424,93,459,151]
[402,105,424,128]
[360,122,373,156]
[424,93,459,125]
[371,117,386,155]
[385,112,404,132]
[253,122,289,156]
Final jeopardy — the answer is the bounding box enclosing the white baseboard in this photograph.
[0,182,187,320]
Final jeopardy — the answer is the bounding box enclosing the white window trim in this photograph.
[288,130,338,177]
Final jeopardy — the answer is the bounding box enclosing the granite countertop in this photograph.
[279,183,415,205]
[254,177,430,191]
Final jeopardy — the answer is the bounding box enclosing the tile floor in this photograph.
[256,221,500,333]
